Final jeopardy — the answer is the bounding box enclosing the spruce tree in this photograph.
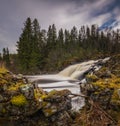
[6,48,10,66]
[29,18,41,71]
[64,29,70,52]
[17,17,33,72]
[0,53,2,61]
[57,28,64,48]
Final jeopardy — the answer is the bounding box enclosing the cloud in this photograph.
[0,29,16,53]
[0,0,119,52]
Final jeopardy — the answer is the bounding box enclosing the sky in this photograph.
[0,0,120,53]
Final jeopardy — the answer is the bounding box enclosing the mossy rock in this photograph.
[43,89,71,102]
[95,67,112,78]
[86,74,98,82]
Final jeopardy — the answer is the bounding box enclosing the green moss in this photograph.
[10,94,28,107]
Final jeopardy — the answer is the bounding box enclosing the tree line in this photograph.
[1,17,120,73]
[0,48,10,67]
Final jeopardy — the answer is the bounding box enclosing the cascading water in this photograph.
[27,57,110,110]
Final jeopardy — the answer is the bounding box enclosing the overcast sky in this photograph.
[0,0,120,53]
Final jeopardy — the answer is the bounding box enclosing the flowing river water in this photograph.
[27,57,110,110]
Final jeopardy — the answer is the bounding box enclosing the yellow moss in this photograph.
[0,79,7,85]
[42,101,48,107]
[34,89,43,99]
[8,83,25,91]
[47,90,57,96]
[11,94,28,107]
[47,89,71,98]
[0,74,3,78]
[92,80,105,89]
[112,90,120,101]
[0,68,9,74]
[92,75,120,90]
[41,94,48,100]
[86,74,98,82]
[43,108,54,116]
[94,91,100,95]
[8,86,17,91]
[2,108,6,113]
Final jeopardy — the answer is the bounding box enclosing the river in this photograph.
[26,57,110,110]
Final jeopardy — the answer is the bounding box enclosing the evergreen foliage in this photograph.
[14,17,120,73]
[2,47,10,66]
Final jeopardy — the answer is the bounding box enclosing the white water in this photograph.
[27,57,110,111]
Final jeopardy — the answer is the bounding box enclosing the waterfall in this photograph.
[59,57,110,80]
[58,60,97,80]
[26,57,110,110]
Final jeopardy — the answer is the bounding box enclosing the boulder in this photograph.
[42,89,72,117]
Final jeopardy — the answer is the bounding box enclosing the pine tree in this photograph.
[47,24,57,50]
[29,18,41,71]
[52,24,57,47]
[17,17,33,72]
[64,29,70,52]
[70,26,78,43]
[6,48,10,66]
[31,19,46,71]
[2,48,6,62]
[47,25,53,50]
[57,28,64,48]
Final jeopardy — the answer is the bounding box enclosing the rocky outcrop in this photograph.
[0,67,72,126]
[80,61,120,125]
